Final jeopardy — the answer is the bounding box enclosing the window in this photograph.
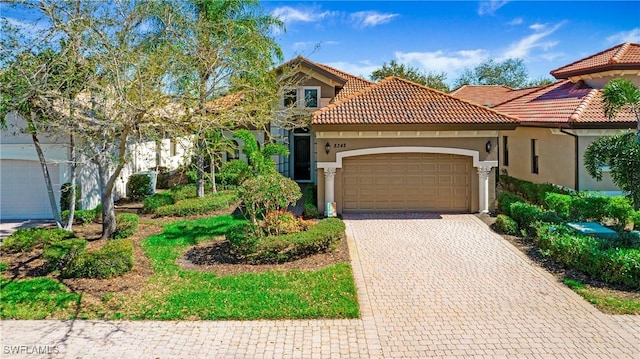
[502,136,509,166]
[170,139,177,157]
[531,139,539,174]
[303,88,319,108]
[230,140,240,160]
[283,88,297,108]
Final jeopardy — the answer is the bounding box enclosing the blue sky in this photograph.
[264,0,640,86]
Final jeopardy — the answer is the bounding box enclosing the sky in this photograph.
[1,1,638,88]
[263,0,640,86]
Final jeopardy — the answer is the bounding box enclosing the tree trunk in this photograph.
[196,138,206,198]
[211,154,217,193]
[28,112,63,228]
[97,153,117,239]
[64,132,77,231]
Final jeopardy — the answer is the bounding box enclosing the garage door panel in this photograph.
[342,152,471,212]
[1,160,60,219]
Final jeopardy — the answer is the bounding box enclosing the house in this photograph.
[0,112,189,220]
[272,56,519,214]
[452,42,639,194]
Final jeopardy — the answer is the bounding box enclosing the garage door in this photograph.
[0,160,60,219]
[342,153,471,212]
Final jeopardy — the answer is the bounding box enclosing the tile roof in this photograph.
[314,62,373,101]
[450,85,539,107]
[493,80,637,125]
[550,42,640,79]
[312,77,519,125]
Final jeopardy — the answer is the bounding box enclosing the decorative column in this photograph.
[477,166,492,213]
[323,167,336,203]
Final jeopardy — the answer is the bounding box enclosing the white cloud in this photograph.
[350,11,398,28]
[394,49,489,78]
[508,17,523,26]
[478,1,509,16]
[606,28,640,44]
[292,40,339,51]
[500,21,565,59]
[271,6,336,24]
[324,61,380,79]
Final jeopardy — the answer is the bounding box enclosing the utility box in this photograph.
[326,202,336,218]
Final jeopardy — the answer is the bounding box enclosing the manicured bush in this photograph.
[43,238,87,271]
[496,192,525,217]
[227,218,345,264]
[604,196,634,230]
[63,239,134,279]
[543,192,573,219]
[302,185,320,219]
[168,184,198,202]
[509,202,543,232]
[2,228,75,253]
[262,209,302,236]
[154,191,238,217]
[217,160,251,189]
[127,173,152,201]
[494,214,519,235]
[570,195,608,222]
[61,209,97,225]
[114,213,139,239]
[499,174,571,204]
[142,192,174,213]
[239,173,302,225]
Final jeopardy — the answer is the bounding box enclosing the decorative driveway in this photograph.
[1,214,638,358]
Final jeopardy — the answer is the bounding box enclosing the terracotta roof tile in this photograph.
[550,42,640,79]
[450,85,539,107]
[312,77,519,125]
[313,62,373,101]
[493,80,636,125]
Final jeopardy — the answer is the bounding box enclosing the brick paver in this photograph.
[1,213,638,358]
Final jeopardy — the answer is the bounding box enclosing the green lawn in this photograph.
[563,278,640,315]
[1,214,360,320]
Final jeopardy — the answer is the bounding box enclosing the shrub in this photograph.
[60,183,80,212]
[227,218,345,264]
[239,173,301,226]
[499,174,571,204]
[142,193,174,213]
[154,191,238,217]
[63,239,134,279]
[168,184,198,202]
[2,228,75,253]
[61,209,97,225]
[127,173,152,201]
[633,211,640,230]
[543,192,573,219]
[114,213,139,239]
[570,195,608,222]
[497,192,525,217]
[217,160,251,188]
[509,202,543,232]
[43,238,87,271]
[604,196,634,230]
[262,209,302,236]
[303,203,320,219]
[495,215,519,235]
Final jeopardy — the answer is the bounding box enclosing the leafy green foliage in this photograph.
[570,195,609,222]
[43,238,87,272]
[239,173,301,225]
[127,174,152,201]
[499,174,570,205]
[153,191,238,217]
[302,185,320,219]
[633,210,640,230]
[114,213,139,239]
[454,58,530,89]
[543,192,573,219]
[494,214,519,235]
[509,202,544,232]
[60,183,81,212]
[142,192,174,213]
[233,129,289,176]
[64,239,134,279]
[601,78,640,134]
[2,228,75,253]
[217,160,251,188]
[62,209,97,225]
[0,277,81,319]
[496,191,525,217]
[370,60,449,92]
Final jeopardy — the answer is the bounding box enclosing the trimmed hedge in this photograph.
[63,239,134,279]
[543,193,572,219]
[509,202,543,231]
[127,173,152,201]
[142,193,174,213]
[494,214,519,235]
[154,191,238,217]
[536,224,640,290]
[500,174,570,205]
[303,185,320,219]
[227,218,345,264]
[114,213,139,239]
[497,192,525,217]
[2,228,75,253]
[43,238,87,271]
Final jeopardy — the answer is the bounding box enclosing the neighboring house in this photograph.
[452,42,639,194]
[270,56,519,214]
[0,112,189,220]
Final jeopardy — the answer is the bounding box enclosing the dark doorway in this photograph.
[294,136,311,181]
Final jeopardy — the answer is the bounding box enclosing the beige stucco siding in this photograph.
[499,127,576,189]
[577,136,621,192]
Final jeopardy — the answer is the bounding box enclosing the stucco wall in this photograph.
[577,136,622,193]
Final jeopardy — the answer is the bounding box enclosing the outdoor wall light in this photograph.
[485,140,492,153]
[325,142,331,155]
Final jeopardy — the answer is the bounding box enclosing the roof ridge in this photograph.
[315,62,373,84]
[609,42,631,64]
[549,42,627,77]
[569,84,598,121]
[493,80,563,108]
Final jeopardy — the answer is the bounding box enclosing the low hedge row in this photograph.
[3,228,76,253]
[115,213,139,239]
[154,191,238,217]
[542,192,635,229]
[64,239,134,279]
[226,218,345,264]
[536,224,640,290]
[499,174,571,205]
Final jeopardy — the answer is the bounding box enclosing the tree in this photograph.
[370,60,450,92]
[584,79,640,209]
[453,58,530,89]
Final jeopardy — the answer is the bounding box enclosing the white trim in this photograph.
[301,86,321,109]
[317,146,496,169]
[0,144,69,162]
[316,130,500,139]
[550,129,631,137]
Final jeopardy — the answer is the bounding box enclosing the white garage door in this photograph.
[1,160,60,219]
[342,153,471,212]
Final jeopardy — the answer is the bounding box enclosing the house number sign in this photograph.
[333,143,347,148]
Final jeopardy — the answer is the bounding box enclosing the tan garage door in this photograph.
[342,153,471,212]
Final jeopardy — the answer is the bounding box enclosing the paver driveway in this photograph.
[1,214,638,358]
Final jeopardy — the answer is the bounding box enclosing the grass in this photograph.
[0,214,359,320]
[563,278,640,315]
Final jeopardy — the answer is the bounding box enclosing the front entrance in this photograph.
[293,135,311,181]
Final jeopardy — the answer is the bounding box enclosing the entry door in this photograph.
[293,136,311,181]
